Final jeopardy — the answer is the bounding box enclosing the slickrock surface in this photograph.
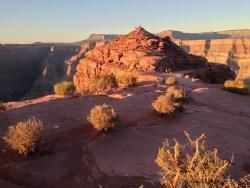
[0,74,250,188]
[74,27,207,92]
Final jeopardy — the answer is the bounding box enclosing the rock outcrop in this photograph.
[74,27,208,92]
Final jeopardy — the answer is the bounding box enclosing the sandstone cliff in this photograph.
[175,39,250,83]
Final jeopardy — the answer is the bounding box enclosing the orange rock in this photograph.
[74,27,208,92]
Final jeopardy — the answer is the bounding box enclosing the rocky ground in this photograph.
[0,73,250,188]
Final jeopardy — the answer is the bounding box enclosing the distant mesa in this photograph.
[157,29,250,40]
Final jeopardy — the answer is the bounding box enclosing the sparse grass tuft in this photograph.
[165,76,177,86]
[224,79,248,95]
[54,81,75,96]
[89,74,117,93]
[116,72,137,88]
[156,132,241,188]
[87,103,119,132]
[3,117,43,156]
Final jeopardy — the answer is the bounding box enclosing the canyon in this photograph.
[1,29,250,102]
[0,34,119,102]
[158,30,250,84]
[0,28,249,188]
[175,39,250,83]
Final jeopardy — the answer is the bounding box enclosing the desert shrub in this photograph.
[3,117,43,156]
[87,103,119,132]
[54,81,75,96]
[152,95,182,115]
[166,86,187,103]
[165,76,177,86]
[89,74,118,93]
[0,102,6,111]
[116,73,137,88]
[155,132,240,188]
[224,79,248,95]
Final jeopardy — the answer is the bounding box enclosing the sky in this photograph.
[0,0,250,44]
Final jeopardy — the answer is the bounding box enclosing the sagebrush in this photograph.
[3,117,43,156]
[116,72,137,88]
[87,103,119,132]
[165,76,177,86]
[54,81,75,96]
[152,95,181,115]
[89,74,118,93]
[155,132,250,188]
[224,79,248,95]
[166,86,187,102]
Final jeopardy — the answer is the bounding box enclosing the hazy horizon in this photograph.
[1,0,250,44]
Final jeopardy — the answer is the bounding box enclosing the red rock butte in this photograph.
[73,27,207,92]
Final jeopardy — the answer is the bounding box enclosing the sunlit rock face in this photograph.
[175,39,250,84]
[74,27,207,92]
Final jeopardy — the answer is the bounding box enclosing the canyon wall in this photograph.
[175,39,250,83]
[0,44,78,101]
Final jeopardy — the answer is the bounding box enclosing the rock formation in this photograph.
[74,27,208,92]
[175,39,250,83]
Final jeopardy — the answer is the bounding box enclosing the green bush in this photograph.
[155,132,245,188]
[3,117,43,156]
[152,95,182,115]
[165,76,177,86]
[224,79,248,95]
[87,104,119,132]
[116,73,137,88]
[54,81,75,96]
[166,86,187,103]
[0,102,6,111]
[89,74,118,93]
